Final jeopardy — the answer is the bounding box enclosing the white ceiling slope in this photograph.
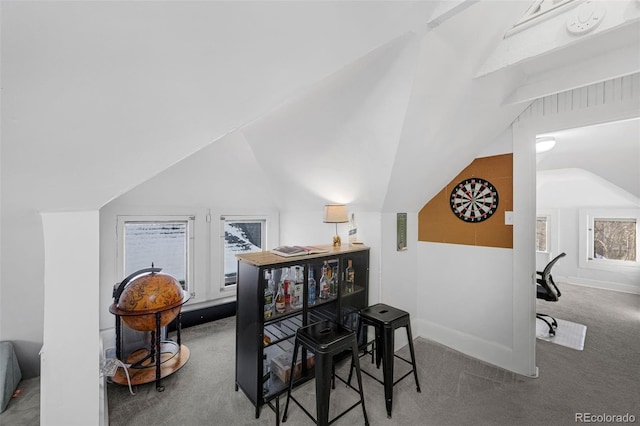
[538,168,640,209]
[480,1,640,103]
[382,0,531,212]
[109,130,279,211]
[242,33,420,212]
[537,118,640,199]
[1,1,438,212]
[3,1,638,217]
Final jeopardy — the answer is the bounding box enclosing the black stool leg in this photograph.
[382,324,395,418]
[351,340,369,426]
[332,362,336,390]
[405,322,421,393]
[315,354,332,426]
[281,339,300,423]
[375,327,382,368]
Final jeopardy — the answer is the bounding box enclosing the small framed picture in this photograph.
[397,213,407,251]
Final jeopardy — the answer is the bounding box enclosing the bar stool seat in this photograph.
[355,303,421,418]
[282,320,369,426]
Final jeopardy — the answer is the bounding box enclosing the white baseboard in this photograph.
[413,318,537,378]
[559,276,640,295]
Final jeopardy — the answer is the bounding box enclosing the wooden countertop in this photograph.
[236,243,369,267]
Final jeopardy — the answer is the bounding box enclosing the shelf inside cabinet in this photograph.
[265,305,304,325]
[262,338,316,400]
[263,315,302,347]
[341,284,366,298]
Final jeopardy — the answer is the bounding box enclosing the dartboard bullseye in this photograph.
[450,178,499,223]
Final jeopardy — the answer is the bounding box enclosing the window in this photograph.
[222,216,267,287]
[591,218,636,262]
[580,209,640,270]
[536,216,548,252]
[118,216,195,294]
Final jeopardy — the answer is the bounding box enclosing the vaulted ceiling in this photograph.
[2,0,639,216]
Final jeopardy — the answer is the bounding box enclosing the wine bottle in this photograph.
[308,268,316,305]
[292,266,304,308]
[264,270,274,319]
[275,281,286,313]
[345,260,355,293]
[329,266,338,297]
[319,261,329,299]
[281,267,291,306]
[348,213,357,244]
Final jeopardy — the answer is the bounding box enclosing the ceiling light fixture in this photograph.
[536,136,556,153]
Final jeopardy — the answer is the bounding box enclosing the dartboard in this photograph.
[450,178,499,223]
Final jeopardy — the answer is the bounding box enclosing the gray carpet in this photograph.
[2,283,639,425]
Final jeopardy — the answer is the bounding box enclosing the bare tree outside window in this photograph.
[124,221,189,290]
[536,217,548,252]
[593,218,637,261]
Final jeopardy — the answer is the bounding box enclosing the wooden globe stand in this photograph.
[110,310,190,392]
[109,267,191,392]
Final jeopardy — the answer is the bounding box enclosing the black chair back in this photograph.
[536,252,566,302]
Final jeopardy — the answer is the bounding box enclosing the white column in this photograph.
[41,211,100,426]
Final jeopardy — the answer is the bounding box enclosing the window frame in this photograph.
[116,215,196,296]
[220,215,268,291]
[579,208,640,271]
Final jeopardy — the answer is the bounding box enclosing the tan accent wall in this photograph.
[418,153,513,248]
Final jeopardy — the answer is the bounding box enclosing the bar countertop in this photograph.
[236,243,369,267]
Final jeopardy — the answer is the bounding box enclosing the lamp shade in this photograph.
[323,204,348,223]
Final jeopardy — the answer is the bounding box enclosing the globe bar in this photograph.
[109,267,190,391]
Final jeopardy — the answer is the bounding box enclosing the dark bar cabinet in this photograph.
[234,244,370,422]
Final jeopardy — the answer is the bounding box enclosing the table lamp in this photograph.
[324,204,348,247]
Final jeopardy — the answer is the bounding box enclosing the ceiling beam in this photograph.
[503,42,640,105]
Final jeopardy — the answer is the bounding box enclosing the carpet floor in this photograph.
[2,282,639,425]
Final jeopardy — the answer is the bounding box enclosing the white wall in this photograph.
[41,211,99,426]
[539,205,640,294]
[416,243,516,362]
[0,210,45,378]
[404,128,537,376]
[99,131,280,333]
[379,212,418,350]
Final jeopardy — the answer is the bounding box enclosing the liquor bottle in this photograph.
[268,269,275,294]
[292,266,304,309]
[280,267,291,306]
[264,270,274,320]
[348,213,358,244]
[275,281,286,313]
[308,268,316,306]
[329,266,338,297]
[318,261,329,299]
[345,260,355,293]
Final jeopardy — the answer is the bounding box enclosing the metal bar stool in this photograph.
[282,320,369,426]
[352,303,421,418]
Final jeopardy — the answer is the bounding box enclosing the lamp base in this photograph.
[333,235,341,247]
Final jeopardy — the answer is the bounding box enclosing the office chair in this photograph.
[536,252,566,336]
